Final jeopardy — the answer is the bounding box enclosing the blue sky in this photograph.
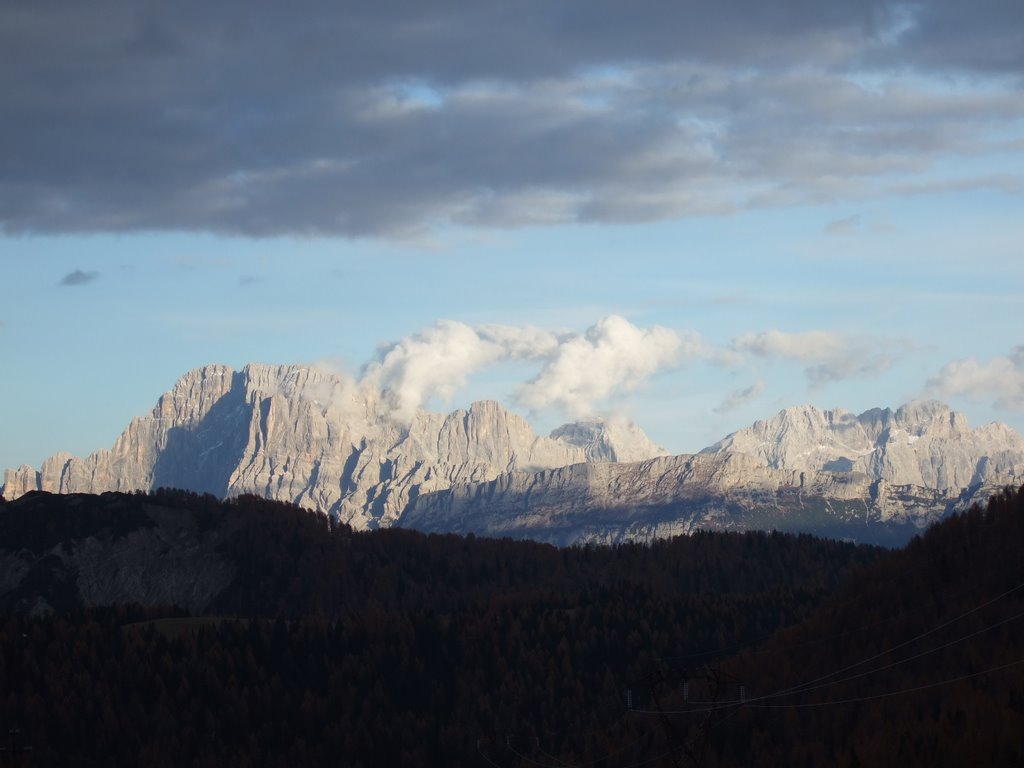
[2,1,1023,473]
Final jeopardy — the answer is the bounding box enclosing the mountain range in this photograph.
[4,363,1023,545]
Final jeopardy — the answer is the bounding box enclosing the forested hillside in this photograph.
[0,489,881,766]
[644,484,1024,766]
[2,487,1022,765]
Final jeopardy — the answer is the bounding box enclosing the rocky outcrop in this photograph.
[2,364,665,529]
[0,492,236,616]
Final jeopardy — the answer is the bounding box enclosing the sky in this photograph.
[1,0,1023,473]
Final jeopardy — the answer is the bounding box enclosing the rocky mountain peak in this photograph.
[549,418,667,463]
[6,365,1023,547]
[154,363,237,427]
[2,363,665,529]
[703,400,1024,490]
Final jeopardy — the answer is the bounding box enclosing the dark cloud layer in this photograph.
[1,1,1021,238]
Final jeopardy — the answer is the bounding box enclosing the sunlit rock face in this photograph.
[701,401,1024,491]
[1,364,665,530]
[4,367,1021,546]
[403,404,1024,547]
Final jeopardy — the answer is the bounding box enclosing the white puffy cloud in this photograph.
[515,315,687,416]
[360,315,693,422]
[927,346,1024,410]
[360,320,558,422]
[358,320,920,424]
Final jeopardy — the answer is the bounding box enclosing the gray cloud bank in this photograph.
[2,1,1022,238]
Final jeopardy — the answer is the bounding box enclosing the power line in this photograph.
[537,742,578,768]
[746,656,1024,709]
[477,740,504,768]
[656,521,1022,671]
[767,603,1024,701]
[629,556,1024,719]
[631,524,1024,718]
[489,597,1024,763]
[632,650,1024,716]
[759,577,1024,704]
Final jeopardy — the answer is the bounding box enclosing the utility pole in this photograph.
[689,663,745,768]
[654,662,746,768]
[649,668,688,768]
[0,728,33,767]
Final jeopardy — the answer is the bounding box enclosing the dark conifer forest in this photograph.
[0,485,1021,766]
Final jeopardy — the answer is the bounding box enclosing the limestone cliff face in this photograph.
[2,365,243,500]
[5,370,1020,547]
[401,452,1001,547]
[1,364,664,529]
[403,402,1023,546]
[402,453,795,533]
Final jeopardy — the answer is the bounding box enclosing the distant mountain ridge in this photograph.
[702,400,1024,490]
[404,402,1024,545]
[3,365,1022,545]
[1,364,665,530]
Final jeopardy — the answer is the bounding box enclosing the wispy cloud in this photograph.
[715,380,766,414]
[58,269,99,287]
[927,346,1024,410]
[733,330,847,362]
[824,214,861,235]
[732,330,901,387]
